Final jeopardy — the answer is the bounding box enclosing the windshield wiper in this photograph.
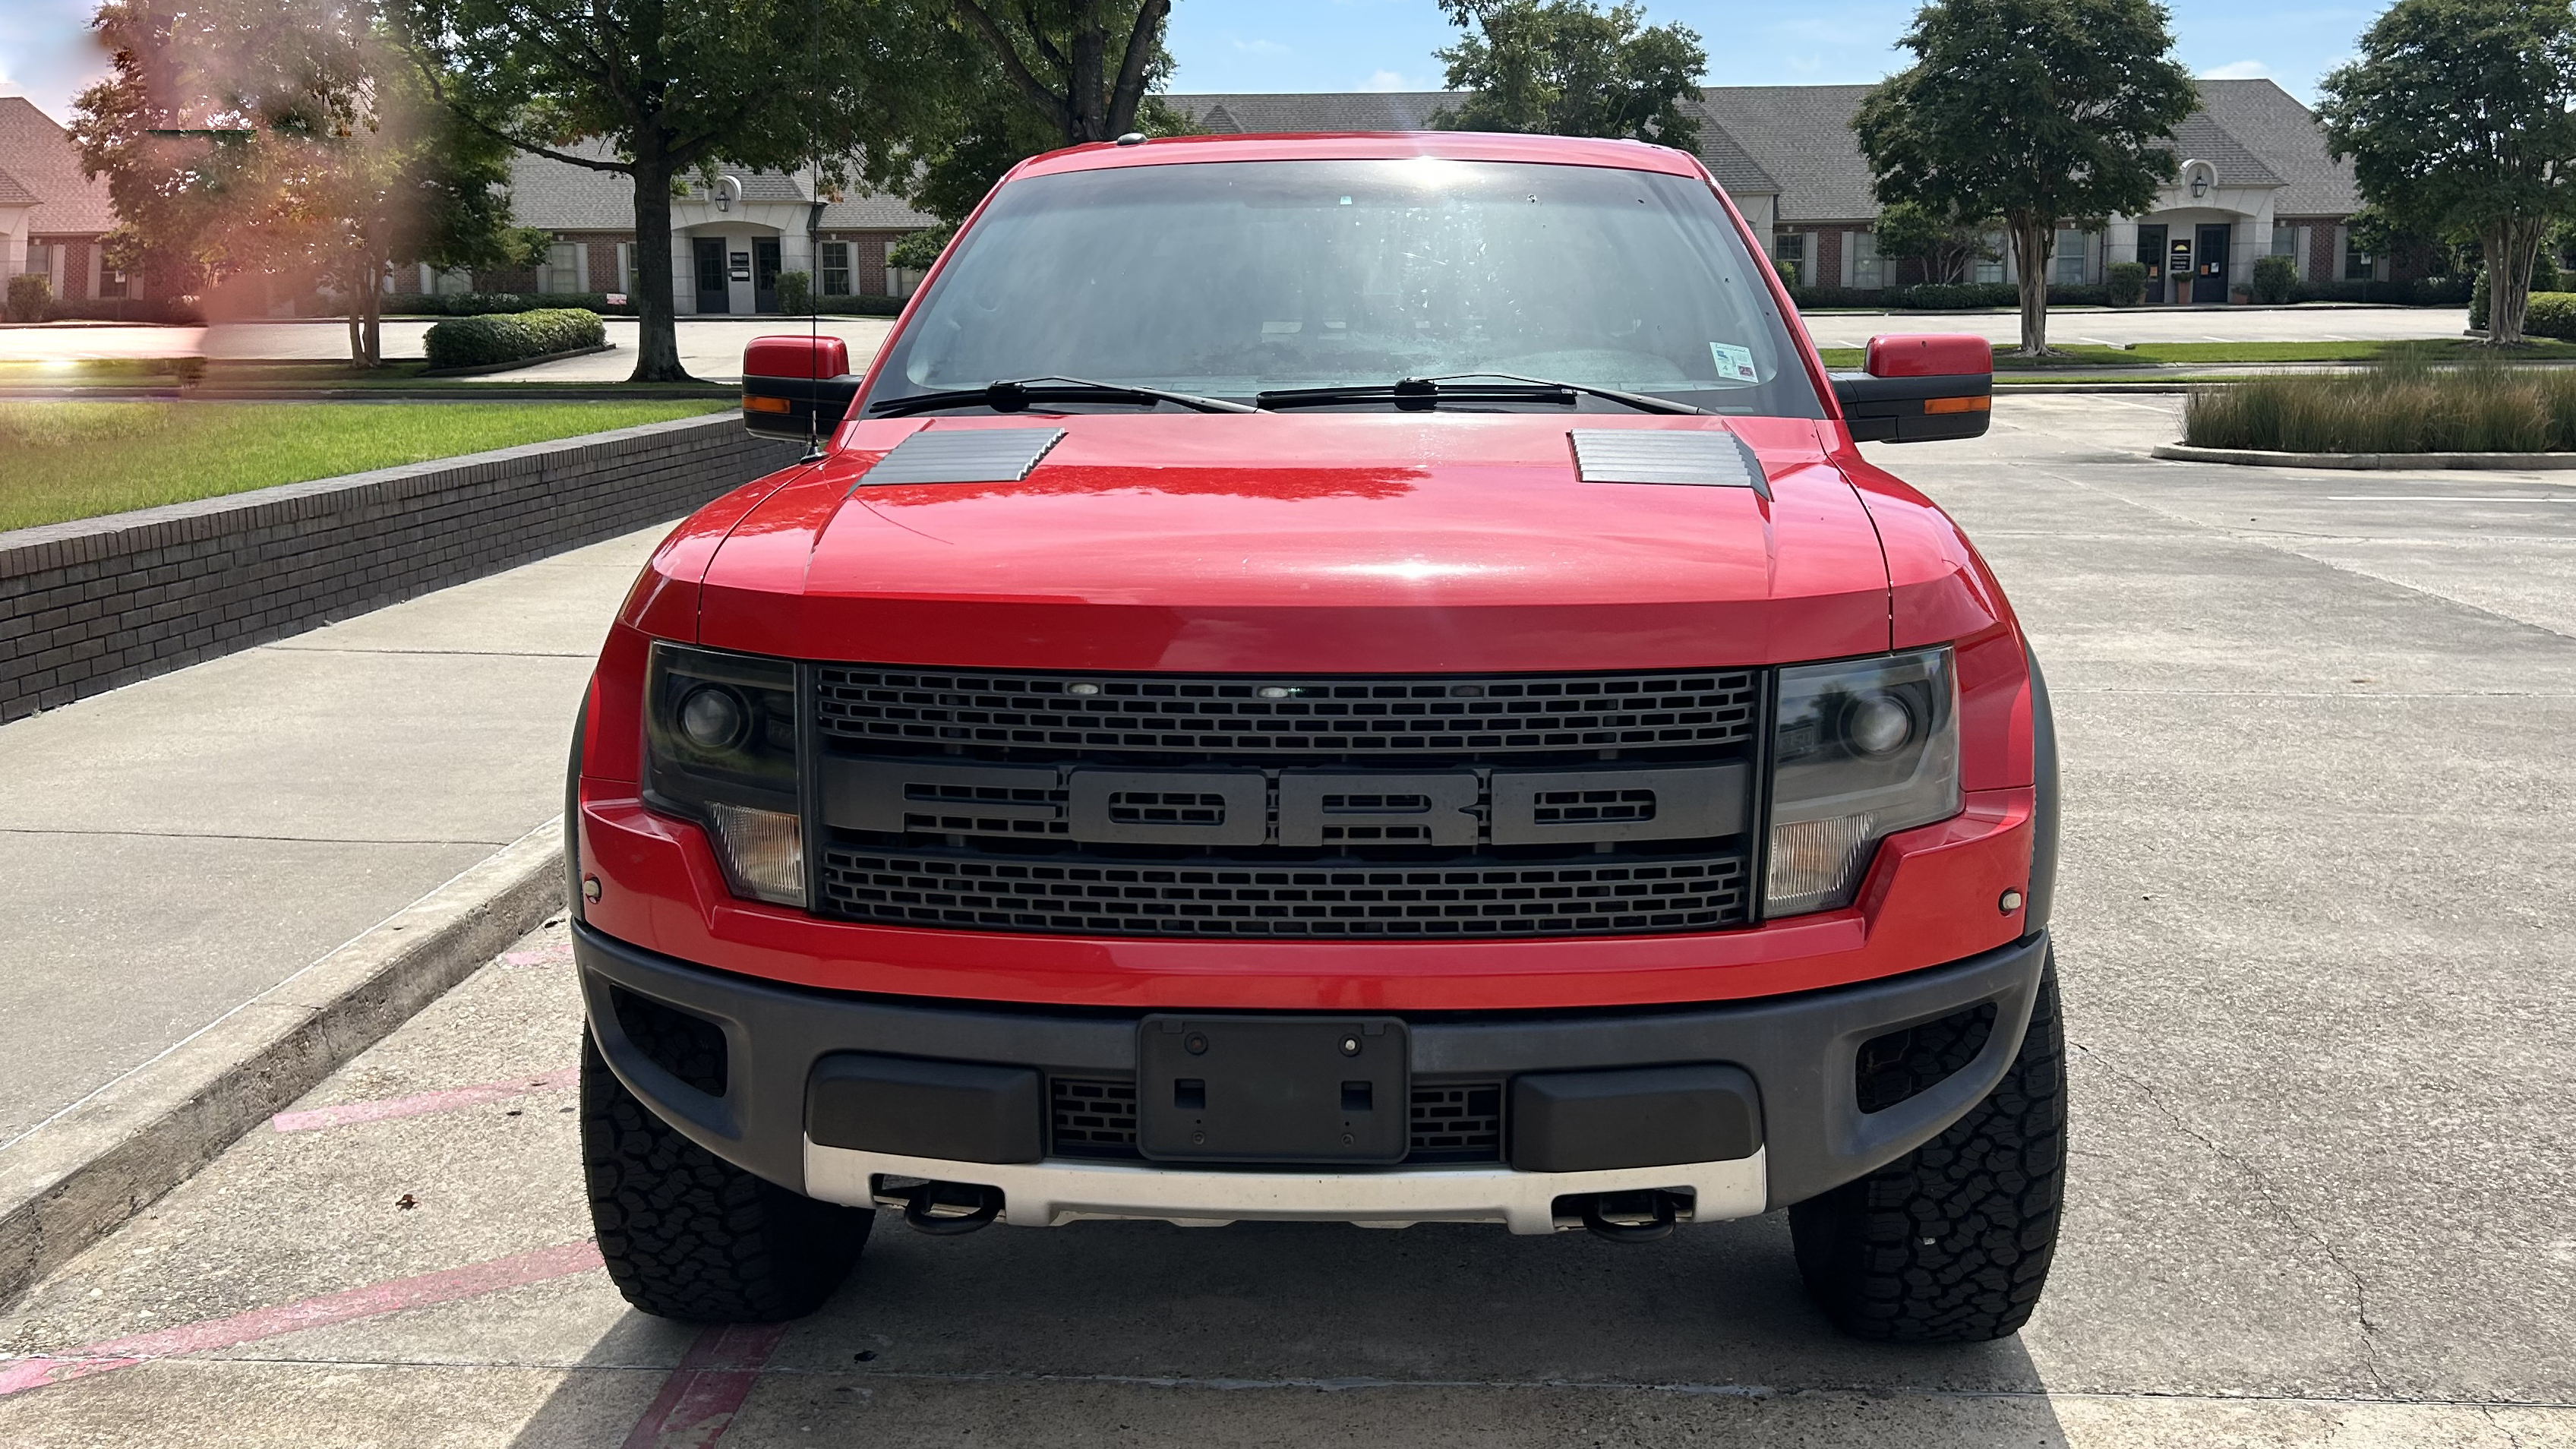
[870,374,1255,418]
[1255,372,1709,415]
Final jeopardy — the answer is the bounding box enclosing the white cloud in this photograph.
[1359,68,1410,91]
[2201,60,2272,79]
[1231,37,1290,56]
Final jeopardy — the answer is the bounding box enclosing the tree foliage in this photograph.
[394,0,920,380]
[2318,0,2576,346]
[1432,0,1703,148]
[1872,199,1997,285]
[72,0,521,364]
[884,2,1184,226]
[1854,0,2195,354]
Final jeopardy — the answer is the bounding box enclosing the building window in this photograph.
[614,243,637,295]
[820,241,853,296]
[2344,232,2373,281]
[2271,225,2297,257]
[1849,231,1881,289]
[98,265,129,299]
[535,241,582,294]
[1973,232,2007,285]
[2051,229,2088,286]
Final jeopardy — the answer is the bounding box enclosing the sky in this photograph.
[2,0,2385,128]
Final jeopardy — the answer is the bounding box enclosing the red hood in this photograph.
[687,412,1899,673]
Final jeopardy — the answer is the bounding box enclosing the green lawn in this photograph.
[1817,338,2576,371]
[0,400,731,532]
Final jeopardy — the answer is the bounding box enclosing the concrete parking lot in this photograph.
[0,398,2570,1444]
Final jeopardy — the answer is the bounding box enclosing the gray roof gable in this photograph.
[0,96,118,233]
[2192,79,2356,216]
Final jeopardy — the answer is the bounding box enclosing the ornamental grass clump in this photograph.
[2183,355,2576,453]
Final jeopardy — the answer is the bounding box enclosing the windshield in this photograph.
[868,156,1823,418]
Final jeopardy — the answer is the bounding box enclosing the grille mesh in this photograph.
[1049,1075,1504,1163]
[816,666,1760,756]
[820,848,1748,939]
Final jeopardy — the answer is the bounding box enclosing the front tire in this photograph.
[580,1031,873,1321]
[1788,952,2067,1342]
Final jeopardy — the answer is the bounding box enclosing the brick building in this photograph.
[0,96,140,306]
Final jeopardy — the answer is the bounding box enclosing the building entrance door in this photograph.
[753,238,781,313]
[2137,224,2167,304]
[2193,223,2232,303]
[693,238,728,314]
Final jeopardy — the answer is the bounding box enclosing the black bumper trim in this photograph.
[574,923,2047,1210]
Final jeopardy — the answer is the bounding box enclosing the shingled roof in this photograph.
[503,142,936,232]
[1165,80,2357,226]
[0,96,118,234]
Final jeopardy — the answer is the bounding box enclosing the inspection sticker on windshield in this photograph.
[1709,343,1760,383]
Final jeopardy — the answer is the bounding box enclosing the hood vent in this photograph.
[857,427,1067,487]
[1569,429,1770,500]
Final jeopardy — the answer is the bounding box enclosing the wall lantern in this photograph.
[2190,174,2209,199]
[716,175,742,213]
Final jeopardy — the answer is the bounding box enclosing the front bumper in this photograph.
[576,923,2047,1229]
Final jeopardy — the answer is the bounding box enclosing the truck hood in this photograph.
[692,412,1897,673]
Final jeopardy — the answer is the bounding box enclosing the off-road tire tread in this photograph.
[1789,952,2066,1343]
[580,1032,871,1321]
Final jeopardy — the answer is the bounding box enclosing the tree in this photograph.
[945,1,1173,147]
[2318,0,2576,346]
[1854,0,2196,355]
[1873,199,1997,286]
[395,0,917,380]
[1431,0,1703,148]
[73,0,524,365]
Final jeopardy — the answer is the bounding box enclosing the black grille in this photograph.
[816,666,1760,757]
[1046,1075,1504,1163]
[1050,1078,1138,1157]
[1409,1082,1504,1161]
[610,985,728,1097]
[1855,1002,1999,1113]
[820,848,1748,939]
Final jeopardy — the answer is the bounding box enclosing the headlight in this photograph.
[645,642,806,906]
[1764,647,1959,916]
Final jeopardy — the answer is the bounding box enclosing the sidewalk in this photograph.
[0,523,666,1147]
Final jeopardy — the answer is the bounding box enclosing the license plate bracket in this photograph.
[1136,1015,1410,1164]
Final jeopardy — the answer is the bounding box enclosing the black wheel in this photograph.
[1789,952,2067,1343]
[580,1031,873,1321]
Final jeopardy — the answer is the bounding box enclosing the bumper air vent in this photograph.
[1855,1002,2000,1113]
[610,985,728,1097]
[1409,1081,1504,1162]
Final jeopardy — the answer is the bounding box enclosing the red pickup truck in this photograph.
[569,130,2061,1343]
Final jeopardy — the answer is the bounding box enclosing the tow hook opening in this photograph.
[874,1176,1004,1236]
[1565,1189,1685,1242]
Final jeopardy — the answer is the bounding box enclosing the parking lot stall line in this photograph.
[620,1323,791,1449]
[268,1065,578,1132]
[0,1240,605,1399]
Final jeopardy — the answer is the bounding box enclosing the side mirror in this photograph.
[742,335,860,443]
[1831,333,1993,444]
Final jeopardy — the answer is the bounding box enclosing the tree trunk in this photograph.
[628,131,690,383]
[2487,217,2545,347]
[2008,218,2055,355]
[1069,3,1107,143]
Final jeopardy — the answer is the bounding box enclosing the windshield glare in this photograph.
[870,157,1823,418]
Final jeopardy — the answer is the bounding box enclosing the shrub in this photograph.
[422,307,607,371]
[2303,274,2473,308]
[1773,257,1800,290]
[384,291,637,317]
[773,270,812,314]
[2184,354,2576,453]
[2252,255,2297,304]
[2106,262,2148,307]
[2522,291,2576,339]
[39,297,206,324]
[7,273,51,323]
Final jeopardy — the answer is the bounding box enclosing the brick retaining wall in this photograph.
[0,412,802,721]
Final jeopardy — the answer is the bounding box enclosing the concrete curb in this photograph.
[0,818,565,1307]
[2151,443,2576,470]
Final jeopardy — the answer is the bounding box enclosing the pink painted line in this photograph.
[501,943,574,968]
[270,1065,579,1132]
[620,1323,791,1449]
[0,1240,605,1399]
